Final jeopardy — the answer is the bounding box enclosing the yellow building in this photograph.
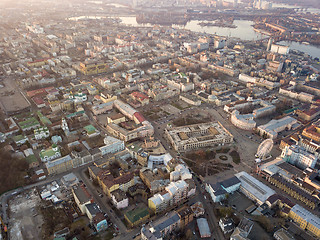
[27,59,48,67]
[45,155,73,175]
[289,205,320,237]
[79,61,109,75]
[93,168,136,196]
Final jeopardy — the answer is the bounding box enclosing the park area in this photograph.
[182,147,241,178]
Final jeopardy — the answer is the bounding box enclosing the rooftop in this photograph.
[18,117,40,130]
[125,206,150,224]
[72,185,92,204]
[235,171,275,204]
[197,218,211,238]
[290,204,320,229]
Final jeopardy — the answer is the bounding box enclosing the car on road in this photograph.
[110,209,113,213]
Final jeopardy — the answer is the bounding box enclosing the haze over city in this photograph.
[0,0,319,240]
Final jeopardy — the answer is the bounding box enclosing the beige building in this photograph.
[165,122,233,152]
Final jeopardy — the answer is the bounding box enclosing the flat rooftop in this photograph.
[166,122,233,147]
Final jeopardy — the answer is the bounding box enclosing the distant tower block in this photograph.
[253,0,257,8]
[267,38,273,51]
[234,0,238,8]
[132,0,138,7]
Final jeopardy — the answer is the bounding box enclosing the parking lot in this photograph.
[228,191,254,213]
[160,104,181,115]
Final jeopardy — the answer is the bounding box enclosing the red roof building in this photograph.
[133,112,146,124]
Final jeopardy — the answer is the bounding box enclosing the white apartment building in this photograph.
[99,136,125,156]
[281,145,318,169]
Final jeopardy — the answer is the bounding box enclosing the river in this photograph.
[68,15,320,58]
[277,41,320,59]
[119,17,266,41]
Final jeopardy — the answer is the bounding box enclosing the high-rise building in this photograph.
[267,38,273,51]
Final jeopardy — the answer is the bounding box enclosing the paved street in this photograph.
[193,177,226,240]
[76,168,128,234]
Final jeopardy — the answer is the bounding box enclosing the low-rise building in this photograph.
[219,218,235,234]
[230,217,254,240]
[273,228,295,240]
[18,117,41,132]
[268,174,318,209]
[166,122,233,152]
[91,101,113,115]
[257,116,298,139]
[111,189,129,209]
[85,203,101,221]
[235,171,275,206]
[45,155,73,175]
[230,110,256,130]
[34,126,50,140]
[176,206,194,229]
[206,176,241,202]
[289,204,320,237]
[99,136,125,156]
[148,180,194,213]
[197,218,211,238]
[141,212,180,240]
[72,185,93,214]
[302,120,320,142]
[91,169,136,196]
[281,145,318,169]
[125,206,150,228]
[296,104,320,121]
[93,212,108,232]
[179,94,201,106]
[39,144,61,162]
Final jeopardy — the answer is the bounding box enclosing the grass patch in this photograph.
[230,150,241,164]
[171,103,184,110]
[216,147,230,153]
[184,159,195,167]
[173,115,210,127]
[185,150,216,162]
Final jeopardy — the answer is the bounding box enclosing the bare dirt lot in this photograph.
[9,189,43,240]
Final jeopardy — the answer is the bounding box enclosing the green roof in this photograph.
[37,111,52,125]
[39,144,60,160]
[15,112,33,120]
[18,117,40,130]
[125,207,150,224]
[66,110,85,119]
[84,125,97,134]
[12,134,27,143]
[25,155,38,164]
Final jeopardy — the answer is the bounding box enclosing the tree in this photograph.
[218,207,233,218]
[185,229,193,240]
[256,215,273,232]
[0,150,28,194]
